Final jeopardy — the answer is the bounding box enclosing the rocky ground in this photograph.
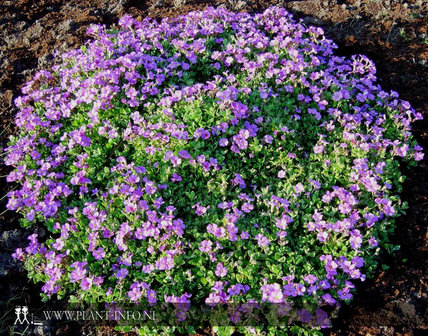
[0,0,427,335]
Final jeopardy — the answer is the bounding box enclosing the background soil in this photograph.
[0,1,427,335]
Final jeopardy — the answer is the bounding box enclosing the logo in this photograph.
[13,306,43,326]
[14,306,30,325]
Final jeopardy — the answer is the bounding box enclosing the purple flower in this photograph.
[298,309,312,323]
[142,264,155,274]
[92,247,105,260]
[116,268,129,279]
[322,294,336,305]
[219,138,229,147]
[170,155,182,167]
[178,150,192,159]
[193,202,210,216]
[207,224,226,238]
[350,230,363,250]
[332,91,343,101]
[317,231,329,242]
[368,236,378,247]
[232,174,246,188]
[12,248,24,261]
[81,277,92,291]
[108,129,118,138]
[264,135,273,144]
[156,256,175,270]
[215,263,228,277]
[124,200,137,213]
[303,274,318,285]
[261,283,283,303]
[255,234,270,247]
[283,283,297,297]
[241,202,253,213]
[396,144,409,157]
[294,183,304,194]
[128,287,142,302]
[337,288,353,300]
[414,152,424,161]
[171,173,182,182]
[147,289,157,305]
[308,179,321,189]
[199,240,213,253]
[240,231,249,239]
[313,145,324,154]
[70,267,86,283]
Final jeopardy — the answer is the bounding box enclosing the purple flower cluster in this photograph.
[4,6,423,329]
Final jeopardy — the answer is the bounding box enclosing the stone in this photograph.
[104,0,126,15]
[151,0,164,9]
[15,21,29,31]
[0,230,24,249]
[58,19,76,33]
[226,0,249,11]
[173,0,187,8]
[38,53,54,69]
[304,16,324,26]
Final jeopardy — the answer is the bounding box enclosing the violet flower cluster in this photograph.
[5,6,423,330]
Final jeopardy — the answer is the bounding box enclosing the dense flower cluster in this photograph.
[5,6,423,331]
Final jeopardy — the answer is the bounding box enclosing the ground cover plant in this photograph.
[4,5,424,335]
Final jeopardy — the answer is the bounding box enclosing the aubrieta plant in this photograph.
[5,6,424,334]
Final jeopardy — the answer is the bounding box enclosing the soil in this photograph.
[0,1,427,335]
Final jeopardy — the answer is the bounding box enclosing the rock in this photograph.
[379,326,395,336]
[38,53,54,69]
[0,250,22,276]
[173,0,187,8]
[0,267,8,277]
[0,229,24,250]
[14,59,33,73]
[0,52,9,67]
[46,5,57,12]
[89,8,102,16]
[4,34,21,48]
[226,0,249,11]
[25,21,43,41]
[396,300,416,320]
[104,0,126,15]
[151,0,164,9]
[59,41,73,52]
[37,227,47,238]
[304,16,324,26]
[58,19,76,33]
[321,1,330,9]
[15,21,29,31]
[1,90,13,106]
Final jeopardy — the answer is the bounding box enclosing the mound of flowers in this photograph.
[5,6,423,331]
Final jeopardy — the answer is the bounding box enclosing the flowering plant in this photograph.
[5,6,423,334]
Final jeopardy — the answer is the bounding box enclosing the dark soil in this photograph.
[0,1,427,335]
